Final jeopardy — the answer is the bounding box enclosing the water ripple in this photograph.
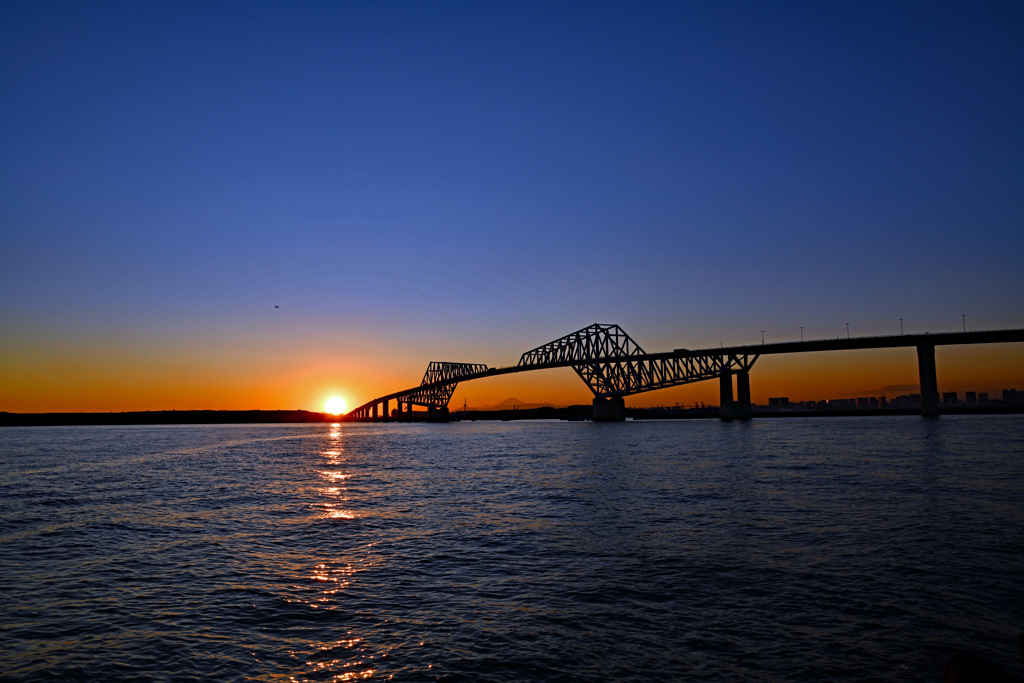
[1,417,1022,681]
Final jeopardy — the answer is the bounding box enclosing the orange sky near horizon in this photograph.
[3,338,1022,414]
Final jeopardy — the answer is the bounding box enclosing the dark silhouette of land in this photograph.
[0,410,336,427]
[2,400,1021,427]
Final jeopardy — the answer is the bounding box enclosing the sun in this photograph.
[324,396,347,415]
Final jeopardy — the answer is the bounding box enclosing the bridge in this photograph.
[344,323,1024,422]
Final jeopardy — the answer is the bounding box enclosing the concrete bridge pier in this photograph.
[719,368,735,421]
[427,406,451,422]
[735,370,752,420]
[383,399,390,421]
[719,368,752,421]
[917,343,939,417]
[592,396,625,421]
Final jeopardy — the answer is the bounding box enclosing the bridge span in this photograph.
[344,324,1024,422]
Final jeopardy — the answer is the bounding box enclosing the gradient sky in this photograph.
[2,1,1023,413]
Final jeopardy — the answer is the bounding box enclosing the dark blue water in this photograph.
[1,417,1022,681]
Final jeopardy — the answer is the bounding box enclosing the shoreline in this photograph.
[0,410,336,428]
[3,405,1022,427]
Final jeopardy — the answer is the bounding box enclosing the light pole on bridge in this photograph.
[900,318,903,335]
[800,326,804,342]
[846,322,850,339]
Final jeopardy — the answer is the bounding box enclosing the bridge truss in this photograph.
[404,361,490,407]
[518,323,758,398]
[346,324,762,419]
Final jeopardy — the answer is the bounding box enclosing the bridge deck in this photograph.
[348,328,1024,417]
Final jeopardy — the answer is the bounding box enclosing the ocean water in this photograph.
[1,416,1022,682]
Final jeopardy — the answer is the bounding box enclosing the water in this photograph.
[1,416,1022,682]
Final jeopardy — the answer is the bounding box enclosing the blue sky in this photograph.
[2,1,1023,410]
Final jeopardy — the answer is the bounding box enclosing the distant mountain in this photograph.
[463,397,562,411]
[494,397,526,408]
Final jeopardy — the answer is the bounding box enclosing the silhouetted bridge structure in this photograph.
[345,324,1024,422]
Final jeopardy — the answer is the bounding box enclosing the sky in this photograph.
[2,0,1023,413]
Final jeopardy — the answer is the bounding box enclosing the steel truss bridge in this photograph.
[344,323,1024,422]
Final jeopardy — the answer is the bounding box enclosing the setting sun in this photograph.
[324,396,347,415]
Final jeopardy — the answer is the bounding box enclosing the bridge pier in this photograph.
[427,406,451,422]
[592,396,625,421]
[735,370,752,420]
[917,343,939,417]
[719,368,752,421]
[719,368,734,421]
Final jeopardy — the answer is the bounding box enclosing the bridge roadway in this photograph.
[345,327,1024,422]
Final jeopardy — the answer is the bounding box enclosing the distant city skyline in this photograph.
[2,2,1022,412]
[461,386,1024,414]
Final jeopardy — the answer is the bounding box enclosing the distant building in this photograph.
[857,397,870,409]
[768,397,790,408]
[979,392,988,403]
[965,391,977,404]
[942,392,958,405]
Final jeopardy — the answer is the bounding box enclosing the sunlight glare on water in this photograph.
[317,423,358,522]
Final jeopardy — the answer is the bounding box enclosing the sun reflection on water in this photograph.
[284,424,393,682]
[316,424,357,521]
